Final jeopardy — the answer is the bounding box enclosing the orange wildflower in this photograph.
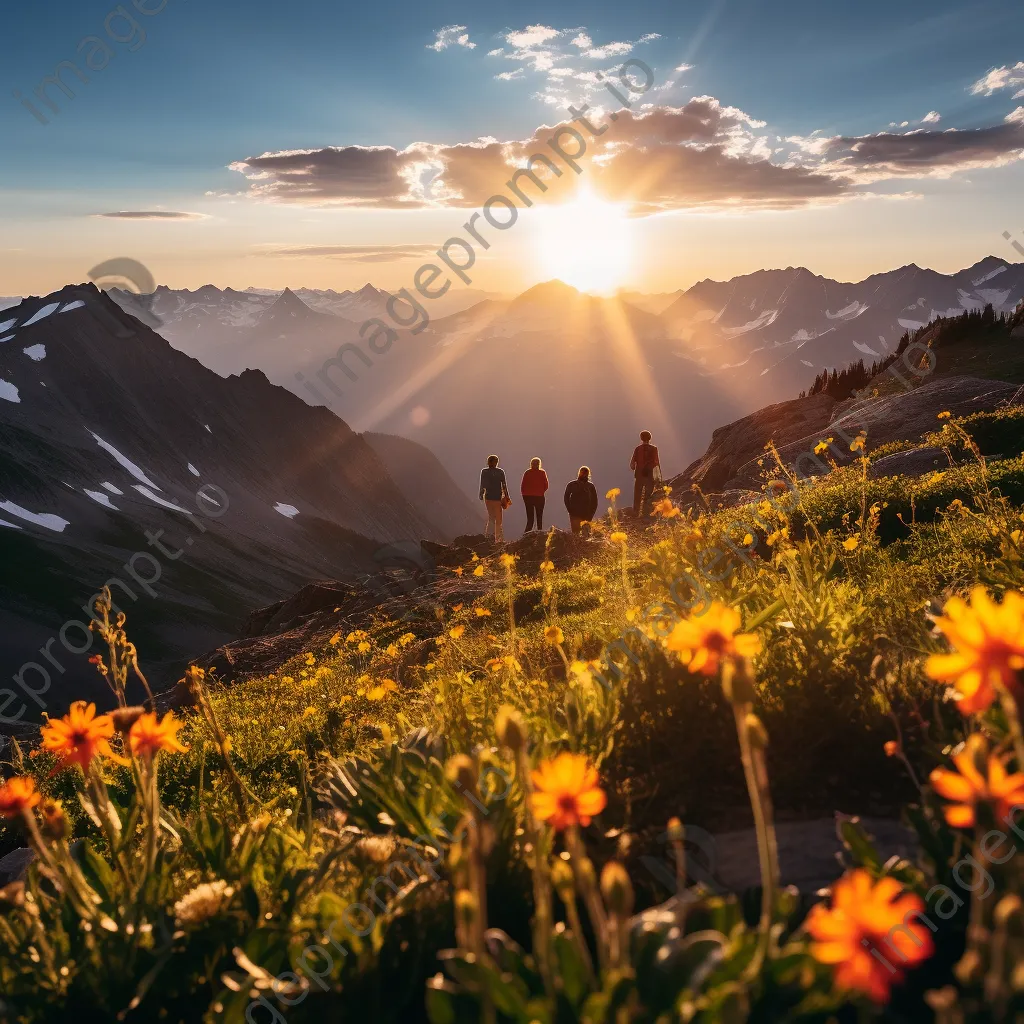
[665,601,761,676]
[40,701,117,772]
[0,777,42,819]
[926,587,1024,714]
[806,869,933,1003]
[129,711,189,760]
[930,751,1024,828]
[530,752,606,831]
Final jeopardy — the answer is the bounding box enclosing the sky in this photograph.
[2,0,1023,297]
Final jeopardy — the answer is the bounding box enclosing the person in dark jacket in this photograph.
[564,466,598,536]
[479,454,509,544]
[521,457,549,533]
[630,430,661,516]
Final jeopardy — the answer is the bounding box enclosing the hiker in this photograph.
[521,457,549,533]
[630,430,661,516]
[479,454,510,544]
[564,466,598,536]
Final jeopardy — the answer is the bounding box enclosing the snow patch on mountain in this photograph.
[0,500,69,532]
[132,485,192,514]
[90,432,161,489]
[274,502,300,518]
[0,380,20,403]
[722,309,779,337]
[23,344,45,361]
[826,301,869,320]
[22,302,60,327]
[973,266,1007,286]
[84,489,119,510]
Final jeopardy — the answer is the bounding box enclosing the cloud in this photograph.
[229,145,439,206]
[230,98,850,214]
[921,110,941,124]
[584,41,634,59]
[486,24,664,107]
[427,25,476,51]
[255,244,437,263]
[970,61,1024,96]
[495,69,525,81]
[674,63,694,72]
[1008,106,1024,124]
[506,25,560,47]
[824,120,1024,179]
[93,211,205,220]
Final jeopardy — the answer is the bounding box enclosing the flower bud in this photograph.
[40,799,68,841]
[575,855,597,890]
[667,817,685,843]
[446,754,478,795]
[995,893,1023,931]
[600,861,634,917]
[954,948,983,986]
[494,705,526,754]
[550,857,575,898]
[111,705,147,734]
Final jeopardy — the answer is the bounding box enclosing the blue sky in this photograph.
[2,0,1023,295]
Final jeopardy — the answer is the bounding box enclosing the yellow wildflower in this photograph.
[665,602,761,676]
[544,625,564,645]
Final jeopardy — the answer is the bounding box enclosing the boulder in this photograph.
[667,393,836,496]
[868,447,954,479]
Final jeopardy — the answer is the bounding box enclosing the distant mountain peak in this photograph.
[514,279,581,305]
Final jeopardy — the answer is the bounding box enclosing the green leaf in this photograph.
[80,840,118,905]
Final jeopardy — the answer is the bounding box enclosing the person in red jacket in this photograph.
[630,430,661,516]
[520,457,549,532]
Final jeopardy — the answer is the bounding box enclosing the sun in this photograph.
[534,189,634,294]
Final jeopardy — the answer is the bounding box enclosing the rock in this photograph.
[868,446,954,479]
[667,393,836,496]
[191,573,437,685]
[705,816,914,893]
[692,489,762,511]
[764,376,1017,481]
[0,847,34,885]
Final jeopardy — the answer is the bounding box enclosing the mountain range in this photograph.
[0,285,477,714]
[96,257,1024,506]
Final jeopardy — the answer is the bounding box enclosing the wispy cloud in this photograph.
[427,25,476,52]
[485,24,664,108]
[970,61,1024,96]
[255,244,437,263]
[93,211,205,220]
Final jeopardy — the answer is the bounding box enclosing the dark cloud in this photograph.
[94,211,204,220]
[229,145,436,205]
[229,97,1021,214]
[826,120,1024,177]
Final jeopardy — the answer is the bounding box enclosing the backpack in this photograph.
[637,444,656,471]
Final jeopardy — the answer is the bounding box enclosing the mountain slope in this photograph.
[0,285,458,711]
[362,431,481,539]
